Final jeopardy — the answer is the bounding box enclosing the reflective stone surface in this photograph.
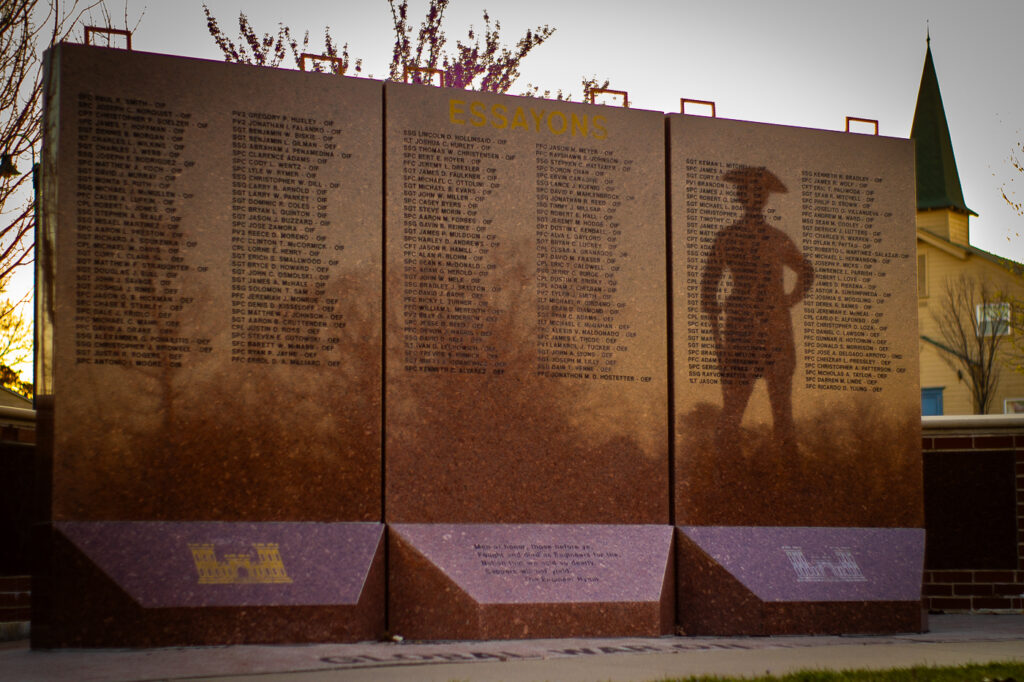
[676,526,926,635]
[669,115,923,528]
[57,521,383,607]
[668,115,924,636]
[42,46,382,522]
[384,83,669,524]
[35,45,384,647]
[389,523,674,639]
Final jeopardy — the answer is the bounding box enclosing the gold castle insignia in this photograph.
[188,542,293,584]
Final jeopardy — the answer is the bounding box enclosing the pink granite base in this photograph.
[388,524,674,640]
[676,526,927,635]
[32,522,386,647]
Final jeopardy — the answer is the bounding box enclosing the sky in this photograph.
[7,0,1024,379]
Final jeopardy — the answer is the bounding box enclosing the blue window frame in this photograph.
[921,387,944,416]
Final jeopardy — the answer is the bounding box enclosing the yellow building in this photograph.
[913,40,1024,415]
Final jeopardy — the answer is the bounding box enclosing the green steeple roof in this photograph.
[910,39,976,216]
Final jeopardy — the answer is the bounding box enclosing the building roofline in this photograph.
[917,228,968,259]
[917,227,1024,275]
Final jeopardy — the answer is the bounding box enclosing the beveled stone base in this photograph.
[32,521,386,647]
[676,526,926,635]
[388,524,674,640]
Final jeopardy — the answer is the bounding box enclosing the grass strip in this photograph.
[661,661,1024,682]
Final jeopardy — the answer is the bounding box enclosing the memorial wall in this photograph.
[35,45,923,645]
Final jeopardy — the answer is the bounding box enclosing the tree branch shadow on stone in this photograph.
[58,270,382,522]
[386,249,667,524]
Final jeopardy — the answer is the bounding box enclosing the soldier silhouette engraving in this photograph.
[700,166,813,451]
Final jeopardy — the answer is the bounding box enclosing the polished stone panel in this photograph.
[676,526,925,635]
[383,84,670,640]
[389,524,674,639]
[669,115,922,529]
[35,522,385,647]
[384,83,668,524]
[57,521,382,607]
[35,44,384,647]
[668,115,923,635]
[679,526,924,601]
[41,45,382,523]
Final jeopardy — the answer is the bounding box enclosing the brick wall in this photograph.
[922,416,1024,613]
[0,406,36,637]
[0,576,30,622]
[0,407,35,570]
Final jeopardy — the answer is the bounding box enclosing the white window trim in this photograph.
[976,302,1011,337]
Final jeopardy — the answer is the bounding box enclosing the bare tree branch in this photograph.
[1000,140,1024,246]
[203,2,360,75]
[0,0,115,395]
[929,274,1009,413]
[204,0,590,96]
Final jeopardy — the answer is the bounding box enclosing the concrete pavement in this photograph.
[1,614,1023,681]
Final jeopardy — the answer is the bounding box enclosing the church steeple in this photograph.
[911,37,976,244]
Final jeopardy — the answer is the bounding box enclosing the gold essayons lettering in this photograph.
[449,99,608,140]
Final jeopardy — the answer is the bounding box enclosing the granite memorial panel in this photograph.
[389,524,673,639]
[385,83,668,523]
[41,522,385,646]
[35,45,384,646]
[384,83,671,637]
[668,115,924,634]
[676,526,924,634]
